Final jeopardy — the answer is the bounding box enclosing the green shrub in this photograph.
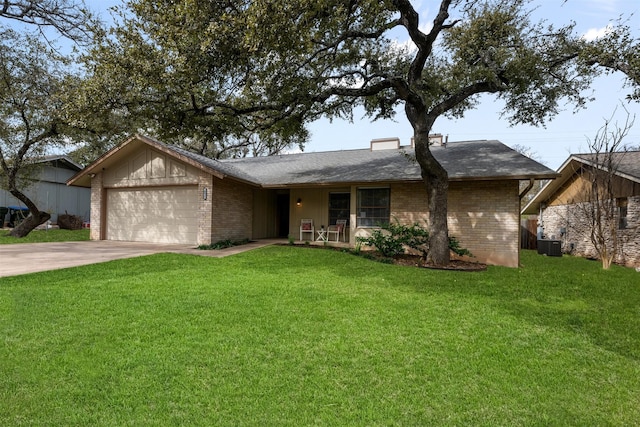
[356,228,401,257]
[356,219,472,258]
[198,238,250,250]
[448,235,472,257]
[356,221,428,257]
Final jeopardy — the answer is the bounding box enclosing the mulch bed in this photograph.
[382,254,487,271]
[285,243,487,272]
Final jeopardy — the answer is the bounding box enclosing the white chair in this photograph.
[326,219,347,242]
[299,219,314,241]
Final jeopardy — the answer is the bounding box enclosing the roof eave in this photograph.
[449,172,559,182]
[572,154,640,184]
[521,157,583,215]
[258,174,558,188]
[522,153,640,216]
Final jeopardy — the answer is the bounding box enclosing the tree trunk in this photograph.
[7,188,50,238]
[414,131,450,266]
[9,210,51,237]
[404,100,450,267]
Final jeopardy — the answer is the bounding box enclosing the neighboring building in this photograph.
[1,155,90,224]
[522,152,640,268]
[68,134,556,267]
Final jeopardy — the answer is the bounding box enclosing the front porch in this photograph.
[294,238,351,250]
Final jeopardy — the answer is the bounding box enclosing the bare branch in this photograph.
[0,0,94,43]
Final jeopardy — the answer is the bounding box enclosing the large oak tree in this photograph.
[0,1,95,237]
[83,0,639,265]
[0,30,80,236]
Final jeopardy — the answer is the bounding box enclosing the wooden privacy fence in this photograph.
[521,218,538,250]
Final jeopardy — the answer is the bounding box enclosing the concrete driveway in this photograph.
[0,239,281,278]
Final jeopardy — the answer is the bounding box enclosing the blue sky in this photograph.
[21,1,640,170]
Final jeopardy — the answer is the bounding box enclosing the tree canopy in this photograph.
[80,0,639,264]
[77,0,316,159]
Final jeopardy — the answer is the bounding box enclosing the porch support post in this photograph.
[349,185,357,246]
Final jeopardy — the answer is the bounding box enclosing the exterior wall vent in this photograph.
[370,137,400,151]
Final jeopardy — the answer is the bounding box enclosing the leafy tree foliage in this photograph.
[83,0,639,265]
[77,1,312,159]
[579,19,640,101]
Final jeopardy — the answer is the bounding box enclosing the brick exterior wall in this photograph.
[210,177,253,243]
[449,180,520,267]
[197,172,213,245]
[390,182,429,225]
[390,180,521,267]
[89,171,104,240]
[542,195,640,267]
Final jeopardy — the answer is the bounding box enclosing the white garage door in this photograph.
[106,186,199,245]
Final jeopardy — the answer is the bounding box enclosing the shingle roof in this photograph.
[573,151,640,182]
[68,135,557,188]
[168,145,262,185]
[210,139,556,186]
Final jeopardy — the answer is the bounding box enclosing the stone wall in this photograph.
[542,195,640,267]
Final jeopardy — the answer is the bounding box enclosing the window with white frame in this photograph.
[356,188,390,227]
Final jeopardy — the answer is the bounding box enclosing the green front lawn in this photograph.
[0,228,89,244]
[1,248,639,425]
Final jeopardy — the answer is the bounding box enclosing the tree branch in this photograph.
[0,0,94,43]
[393,0,459,85]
